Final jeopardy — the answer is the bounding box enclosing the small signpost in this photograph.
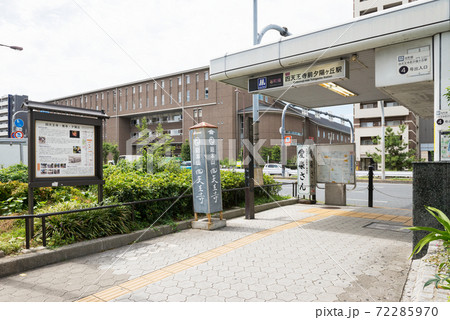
[189,122,225,230]
[297,145,316,201]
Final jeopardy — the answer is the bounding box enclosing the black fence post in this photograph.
[368,165,374,207]
[41,217,46,247]
[25,217,30,249]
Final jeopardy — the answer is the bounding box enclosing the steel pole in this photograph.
[379,100,385,180]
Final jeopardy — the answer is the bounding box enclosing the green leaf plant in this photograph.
[407,206,450,292]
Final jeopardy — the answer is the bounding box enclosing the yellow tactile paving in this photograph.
[403,219,413,226]
[300,214,329,222]
[78,207,413,302]
[77,295,103,302]
[180,256,207,266]
[93,286,130,301]
[375,214,398,221]
[391,216,412,223]
[142,270,172,281]
[161,262,192,274]
[210,246,235,254]
[120,276,157,291]
[256,229,278,236]
[346,212,367,218]
[360,213,384,219]
[195,251,222,260]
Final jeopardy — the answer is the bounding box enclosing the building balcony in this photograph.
[354,105,410,119]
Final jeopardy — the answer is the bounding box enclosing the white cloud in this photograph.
[0,0,353,101]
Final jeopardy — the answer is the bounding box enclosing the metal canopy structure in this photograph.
[210,0,450,118]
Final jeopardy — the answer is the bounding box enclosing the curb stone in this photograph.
[0,198,298,278]
[401,240,449,302]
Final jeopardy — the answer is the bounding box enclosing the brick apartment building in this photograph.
[47,65,350,162]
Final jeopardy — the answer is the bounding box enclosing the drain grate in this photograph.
[364,222,411,233]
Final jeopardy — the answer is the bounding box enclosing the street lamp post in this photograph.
[246,0,291,219]
[0,43,23,51]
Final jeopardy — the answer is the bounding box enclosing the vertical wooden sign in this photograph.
[189,122,223,220]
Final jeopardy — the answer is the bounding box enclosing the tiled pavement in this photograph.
[0,204,417,302]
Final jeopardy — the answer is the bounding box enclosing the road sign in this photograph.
[14,118,24,128]
[284,135,292,145]
[12,131,24,139]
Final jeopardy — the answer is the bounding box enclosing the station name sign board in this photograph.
[248,60,348,93]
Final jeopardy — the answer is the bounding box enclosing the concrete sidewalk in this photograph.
[0,203,426,302]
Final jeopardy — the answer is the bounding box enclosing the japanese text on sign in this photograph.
[190,126,223,214]
[284,60,348,87]
[297,145,316,197]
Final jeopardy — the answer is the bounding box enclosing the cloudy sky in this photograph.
[1,0,355,118]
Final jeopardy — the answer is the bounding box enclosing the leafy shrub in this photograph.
[0,163,28,183]
[0,181,88,215]
[104,165,193,223]
[35,201,135,246]
[408,206,450,293]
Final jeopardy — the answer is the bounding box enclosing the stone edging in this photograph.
[0,198,298,278]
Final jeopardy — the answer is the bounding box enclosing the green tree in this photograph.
[135,120,175,172]
[366,124,417,171]
[260,146,272,163]
[271,145,281,163]
[180,139,191,161]
[103,142,119,164]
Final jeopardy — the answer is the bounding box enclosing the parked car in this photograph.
[263,163,295,176]
[180,161,192,169]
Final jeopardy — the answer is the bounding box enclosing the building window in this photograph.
[154,82,157,90]
[361,137,376,145]
[360,7,377,15]
[323,131,325,138]
[132,87,135,94]
[383,2,402,10]
[205,88,209,99]
[162,95,165,105]
[198,109,202,117]
[194,110,197,118]
[196,74,199,82]
[186,75,190,84]
[360,103,376,109]
[386,120,401,126]
[161,80,165,89]
[204,71,209,81]
[360,121,374,127]
[154,96,158,106]
[196,89,199,100]
[169,79,172,88]
[385,101,399,107]
[186,90,190,102]
[178,92,182,103]
[178,77,182,85]
[139,98,142,108]
[132,102,135,110]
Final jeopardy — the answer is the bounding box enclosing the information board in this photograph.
[190,125,223,214]
[35,120,95,178]
[316,143,355,184]
[440,131,450,161]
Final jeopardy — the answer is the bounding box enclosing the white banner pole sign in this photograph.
[297,145,316,199]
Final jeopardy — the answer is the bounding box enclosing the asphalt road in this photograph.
[276,179,412,210]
